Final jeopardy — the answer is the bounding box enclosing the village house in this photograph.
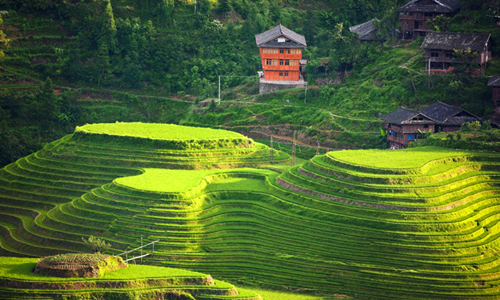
[380,101,482,149]
[398,0,461,40]
[488,75,500,108]
[421,32,492,75]
[255,24,307,94]
[349,18,398,42]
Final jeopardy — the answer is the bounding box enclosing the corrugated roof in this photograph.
[397,0,461,13]
[488,75,500,87]
[421,32,491,52]
[255,24,307,47]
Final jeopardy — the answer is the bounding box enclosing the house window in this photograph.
[266,59,272,65]
[424,12,433,17]
[280,49,284,54]
[408,134,416,140]
[431,52,439,58]
[445,52,453,58]
[279,59,284,65]
[279,72,283,76]
[424,125,428,128]
[287,49,291,54]
[285,72,289,77]
[285,59,290,66]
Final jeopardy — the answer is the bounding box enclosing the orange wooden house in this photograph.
[255,24,307,82]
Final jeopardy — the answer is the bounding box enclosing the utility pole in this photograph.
[291,131,296,166]
[140,235,143,263]
[316,140,320,156]
[270,136,274,164]
[194,0,197,14]
[218,75,221,105]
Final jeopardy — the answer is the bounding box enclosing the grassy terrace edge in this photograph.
[0,257,261,299]
[74,123,253,150]
[327,147,498,174]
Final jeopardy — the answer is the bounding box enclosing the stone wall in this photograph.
[259,82,306,94]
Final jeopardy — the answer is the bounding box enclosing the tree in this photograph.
[218,0,232,15]
[453,48,479,82]
[37,77,59,130]
[325,23,356,78]
[82,236,111,253]
[426,14,450,32]
[0,14,10,59]
[155,0,174,25]
[100,0,117,52]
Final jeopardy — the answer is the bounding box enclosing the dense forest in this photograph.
[0,0,500,166]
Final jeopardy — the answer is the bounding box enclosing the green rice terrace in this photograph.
[1,256,261,300]
[1,123,500,299]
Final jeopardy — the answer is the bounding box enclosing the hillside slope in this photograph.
[1,124,500,299]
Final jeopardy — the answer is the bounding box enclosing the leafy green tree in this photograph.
[326,23,356,77]
[453,48,479,82]
[218,0,232,15]
[426,14,450,32]
[82,236,111,253]
[0,14,9,59]
[100,0,117,52]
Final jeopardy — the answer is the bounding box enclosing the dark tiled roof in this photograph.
[419,101,463,123]
[488,75,500,87]
[255,24,307,47]
[380,107,420,124]
[259,40,305,49]
[397,0,461,13]
[349,19,379,41]
[421,32,491,52]
[380,101,481,125]
[349,18,398,41]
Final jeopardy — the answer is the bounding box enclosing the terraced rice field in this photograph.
[0,256,261,300]
[1,123,500,299]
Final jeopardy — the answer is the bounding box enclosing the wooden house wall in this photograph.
[263,70,300,81]
[259,47,303,81]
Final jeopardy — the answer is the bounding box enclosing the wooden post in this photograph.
[316,141,320,156]
[140,236,143,263]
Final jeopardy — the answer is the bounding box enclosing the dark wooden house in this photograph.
[421,32,492,75]
[380,101,482,149]
[255,24,307,82]
[398,0,461,40]
[488,75,500,108]
[349,18,398,42]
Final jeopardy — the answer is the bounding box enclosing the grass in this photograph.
[0,257,205,281]
[76,123,245,140]
[115,169,223,193]
[115,168,274,193]
[329,146,474,169]
[2,125,500,299]
[242,287,325,300]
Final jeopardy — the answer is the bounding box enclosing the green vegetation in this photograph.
[82,235,111,253]
[0,0,498,166]
[1,256,261,299]
[116,168,272,193]
[243,287,325,300]
[329,146,473,169]
[35,253,126,278]
[1,124,500,299]
[77,123,244,141]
